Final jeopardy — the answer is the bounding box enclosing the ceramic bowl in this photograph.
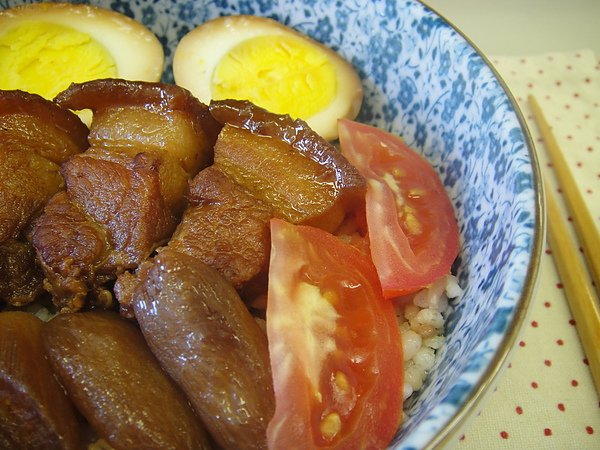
[3,0,544,448]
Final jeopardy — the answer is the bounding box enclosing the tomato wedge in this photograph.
[266,218,403,450]
[338,119,459,298]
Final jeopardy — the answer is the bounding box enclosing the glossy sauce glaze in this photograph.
[43,311,211,450]
[131,248,275,450]
[0,312,81,449]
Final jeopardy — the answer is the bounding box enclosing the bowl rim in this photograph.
[416,1,546,448]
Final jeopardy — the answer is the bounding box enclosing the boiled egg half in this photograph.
[173,15,363,141]
[0,2,164,102]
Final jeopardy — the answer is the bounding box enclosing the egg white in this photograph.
[173,15,363,141]
[0,2,164,87]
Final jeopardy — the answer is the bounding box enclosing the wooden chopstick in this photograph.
[529,95,600,394]
[544,179,600,394]
[529,95,600,298]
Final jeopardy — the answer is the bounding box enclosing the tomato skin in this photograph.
[266,218,403,450]
[338,119,459,298]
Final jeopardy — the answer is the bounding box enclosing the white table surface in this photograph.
[423,0,600,56]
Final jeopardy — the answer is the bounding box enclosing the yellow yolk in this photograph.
[211,35,337,119]
[0,21,117,100]
[173,15,363,140]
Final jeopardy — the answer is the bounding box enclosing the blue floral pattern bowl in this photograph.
[2,0,543,448]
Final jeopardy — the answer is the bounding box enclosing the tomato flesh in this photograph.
[338,119,459,298]
[266,218,403,449]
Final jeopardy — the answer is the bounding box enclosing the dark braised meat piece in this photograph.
[0,147,63,243]
[56,78,221,174]
[0,90,88,162]
[209,99,365,231]
[128,249,274,450]
[172,166,272,295]
[117,99,367,310]
[0,90,89,306]
[33,150,189,313]
[0,312,82,450]
[116,165,272,314]
[33,79,220,312]
[43,311,211,450]
[61,149,189,265]
[0,90,89,242]
[0,240,45,307]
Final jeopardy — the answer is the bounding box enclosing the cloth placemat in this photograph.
[455,49,600,449]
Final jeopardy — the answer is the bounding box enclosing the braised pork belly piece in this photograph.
[0,240,45,308]
[168,167,272,293]
[0,147,63,243]
[209,99,366,232]
[55,78,221,174]
[32,79,220,313]
[43,311,212,450]
[0,89,88,165]
[0,312,82,449]
[115,166,272,316]
[117,100,366,311]
[125,249,274,450]
[33,150,189,312]
[0,90,89,307]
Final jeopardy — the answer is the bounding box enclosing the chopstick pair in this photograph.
[528,95,600,395]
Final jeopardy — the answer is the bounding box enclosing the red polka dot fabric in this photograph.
[457,50,600,448]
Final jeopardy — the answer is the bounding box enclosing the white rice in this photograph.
[395,274,463,402]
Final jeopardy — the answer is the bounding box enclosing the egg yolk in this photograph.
[211,35,337,119]
[0,21,117,100]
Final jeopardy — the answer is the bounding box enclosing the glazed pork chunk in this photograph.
[165,166,273,299]
[32,79,220,313]
[0,312,82,449]
[209,99,366,233]
[117,100,366,311]
[122,249,274,450]
[55,79,221,174]
[43,311,212,449]
[0,90,89,307]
